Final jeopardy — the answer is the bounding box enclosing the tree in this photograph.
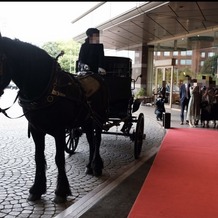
[41,41,60,58]
[200,54,218,77]
[41,39,81,73]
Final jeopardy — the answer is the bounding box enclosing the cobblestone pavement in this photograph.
[0,89,167,218]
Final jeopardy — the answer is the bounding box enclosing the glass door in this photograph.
[155,66,174,108]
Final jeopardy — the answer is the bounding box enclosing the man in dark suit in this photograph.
[179,75,191,125]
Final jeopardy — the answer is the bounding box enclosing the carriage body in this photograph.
[103,56,141,118]
[66,56,145,159]
[104,56,133,117]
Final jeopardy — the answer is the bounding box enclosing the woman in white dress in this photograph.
[186,84,201,127]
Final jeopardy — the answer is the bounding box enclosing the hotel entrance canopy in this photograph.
[72,2,218,50]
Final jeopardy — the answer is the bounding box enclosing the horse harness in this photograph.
[0,56,105,129]
[0,47,107,130]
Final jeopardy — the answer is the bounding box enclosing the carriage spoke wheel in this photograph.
[134,113,145,159]
[65,128,81,155]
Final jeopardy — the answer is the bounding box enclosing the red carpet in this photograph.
[128,128,218,218]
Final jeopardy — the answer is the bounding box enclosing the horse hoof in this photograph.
[93,169,102,177]
[85,167,93,175]
[28,193,41,201]
[53,195,67,204]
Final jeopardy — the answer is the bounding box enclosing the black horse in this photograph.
[0,35,108,203]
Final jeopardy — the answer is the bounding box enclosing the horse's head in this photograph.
[0,34,56,101]
[0,34,12,96]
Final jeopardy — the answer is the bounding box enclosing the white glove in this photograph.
[83,64,90,71]
[98,67,106,75]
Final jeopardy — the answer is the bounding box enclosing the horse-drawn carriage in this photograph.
[0,36,145,203]
[65,56,146,159]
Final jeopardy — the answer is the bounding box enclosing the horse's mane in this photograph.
[2,37,54,66]
[6,37,50,58]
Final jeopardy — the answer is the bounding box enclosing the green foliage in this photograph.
[41,41,60,58]
[200,54,218,77]
[135,88,146,98]
[41,39,81,73]
[178,67,193,78]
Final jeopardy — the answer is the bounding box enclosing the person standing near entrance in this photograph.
[186,82,201,127]
[179,75,191,125]
[160,80,168,103]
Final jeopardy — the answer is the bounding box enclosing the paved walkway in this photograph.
[76,103,218,218]
[0,89,189,218]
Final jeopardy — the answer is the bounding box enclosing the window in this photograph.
[186,50,192,56]
[208,52,215,57]
[186,60,192,65]
[164,51,170,56]
[201,52,205,58]
[173,51,178,56]
[181,51,186,56]
[180,59,192,65]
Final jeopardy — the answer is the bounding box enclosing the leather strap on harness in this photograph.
[0,91,24,119]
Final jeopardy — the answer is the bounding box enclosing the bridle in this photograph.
[0,52,63,119]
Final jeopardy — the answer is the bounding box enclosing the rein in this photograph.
[0,91,25,119]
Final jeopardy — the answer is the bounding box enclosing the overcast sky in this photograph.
[0,2,100,46]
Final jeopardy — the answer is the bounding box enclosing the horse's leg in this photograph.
[83,121,94,175]
[53,130,72,203]
[92,125,104,176]
[28,127,47,201]
[83,121,103,177]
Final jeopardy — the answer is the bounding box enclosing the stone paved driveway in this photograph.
[0,89,165,217]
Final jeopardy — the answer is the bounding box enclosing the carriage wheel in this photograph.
[65,128,82,154]
[134,113,145,159]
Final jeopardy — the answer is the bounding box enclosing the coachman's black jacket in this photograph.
[78,43,105,74]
